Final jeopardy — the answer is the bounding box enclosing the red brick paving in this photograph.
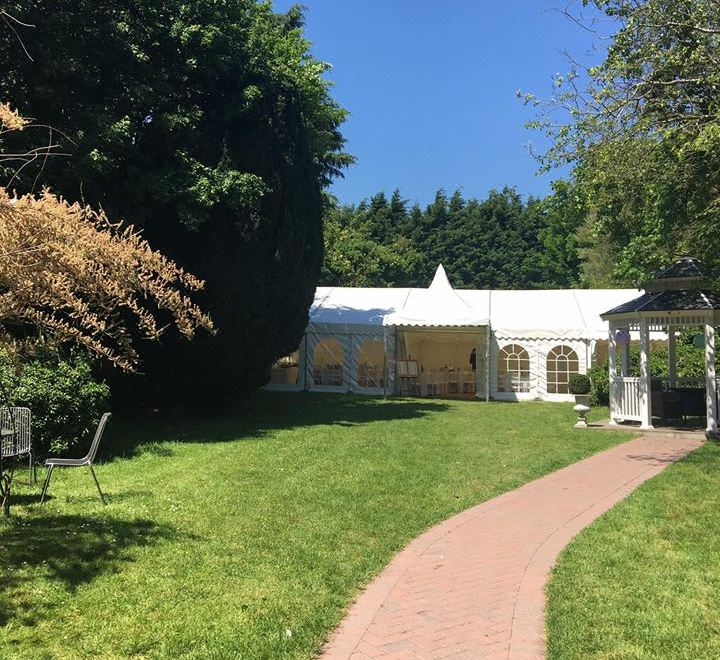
[320,435,703,660]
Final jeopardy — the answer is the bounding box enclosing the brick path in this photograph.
[320,434,703,660]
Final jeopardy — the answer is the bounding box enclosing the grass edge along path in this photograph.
[546,440,720,660]
[2,393,627,659]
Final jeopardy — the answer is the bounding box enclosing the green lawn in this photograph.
[547,440,720,660]
[1,393,624,659]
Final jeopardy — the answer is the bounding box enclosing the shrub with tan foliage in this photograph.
[0,104,213,372]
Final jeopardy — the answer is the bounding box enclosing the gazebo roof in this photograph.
[602,256,720,318]
[602,289,720,317]
[651,255,705,281]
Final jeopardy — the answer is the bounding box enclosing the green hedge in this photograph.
[588,364,610,407]
[0,348,110,457]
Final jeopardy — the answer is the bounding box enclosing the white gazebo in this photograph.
[601,257,720,436]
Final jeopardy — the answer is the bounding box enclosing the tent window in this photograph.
[357,340,384,389]
[546,345,579,394]
[270,351,300,385]
[497,344,530,392]
[313,338,344,386]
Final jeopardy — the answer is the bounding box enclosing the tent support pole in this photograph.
[303,333,309,392]
[485,324,491,402]
[383,326,388,400]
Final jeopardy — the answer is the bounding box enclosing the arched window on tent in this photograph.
[546,345,579,394]
[313,338,344,387]
[357,339,385,389]
[497,344,530,392]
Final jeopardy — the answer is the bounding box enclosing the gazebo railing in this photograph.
[661,376,705,390]
[612,375,720,422]
[611,376,643,421]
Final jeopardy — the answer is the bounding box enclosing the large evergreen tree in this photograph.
[538,180,585,288]
[0,1,351,402]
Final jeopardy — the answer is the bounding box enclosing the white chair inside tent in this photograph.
[437,370,449,397]
[448,370,459,394]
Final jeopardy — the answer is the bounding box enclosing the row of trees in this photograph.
[322,182,585,290]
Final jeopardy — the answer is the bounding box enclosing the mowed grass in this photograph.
[547,440,720,660]
[1,393,625,659]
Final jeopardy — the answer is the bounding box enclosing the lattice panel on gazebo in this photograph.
[610,313,713,332]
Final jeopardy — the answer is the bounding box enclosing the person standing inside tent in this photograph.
[469,348,476,372]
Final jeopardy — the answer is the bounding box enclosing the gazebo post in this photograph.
[608,322,618,425]
[639,317,653,430]
[704,320,718,437]
[668,327,677,388]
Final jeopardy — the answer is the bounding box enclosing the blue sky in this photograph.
[272,1,603,207]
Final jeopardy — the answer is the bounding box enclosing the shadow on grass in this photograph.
[0,514,181,627]
[5,492,44,506]
[104,392,451,460]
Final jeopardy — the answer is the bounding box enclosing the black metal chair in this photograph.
[0,407,35,484]
[40,413,111,505]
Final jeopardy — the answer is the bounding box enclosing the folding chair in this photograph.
[40,413,111,505]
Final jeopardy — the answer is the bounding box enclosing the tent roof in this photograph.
[309,286,410,332]
[382,265,488,327]
[461,288,638,339]
[310,266,638,340]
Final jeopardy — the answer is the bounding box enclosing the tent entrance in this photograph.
[395,327,488,399]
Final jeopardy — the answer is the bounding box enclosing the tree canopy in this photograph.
[0,1,351,401]
[527,0,720,285]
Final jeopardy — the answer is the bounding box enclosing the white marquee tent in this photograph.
[267,265,637,402]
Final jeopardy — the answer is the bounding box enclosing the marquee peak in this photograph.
[429,264,453,291]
